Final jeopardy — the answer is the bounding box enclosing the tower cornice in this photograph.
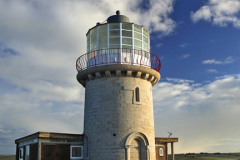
[77,64,160,87]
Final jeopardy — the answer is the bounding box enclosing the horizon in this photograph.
[0,0,240,154]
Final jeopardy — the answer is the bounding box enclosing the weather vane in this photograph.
[168,132,172,137]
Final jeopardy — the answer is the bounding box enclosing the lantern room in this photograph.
[86,10,150,53]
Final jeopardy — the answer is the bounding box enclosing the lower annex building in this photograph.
[15,132,178,160]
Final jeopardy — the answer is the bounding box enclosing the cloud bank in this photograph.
[191,0,240,28]
[202,56,234,64]
[207,69,218,73]
[154,75,240,153]
[180,54,190,60]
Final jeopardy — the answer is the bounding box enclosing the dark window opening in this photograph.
[71,146,82,158]
[135,87,139,102]
[19,148,23,159]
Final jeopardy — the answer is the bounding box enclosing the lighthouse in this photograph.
[14,11,178,160]
[76,11,161,160]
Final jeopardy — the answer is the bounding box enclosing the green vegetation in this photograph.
[1,153,240,160]
[168,153,240,160]
[0,155,15,160]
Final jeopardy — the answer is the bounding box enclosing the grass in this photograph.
[169,153,240,160]
[1,153,240,160]
[0,155,15,160]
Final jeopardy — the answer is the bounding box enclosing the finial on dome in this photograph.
[107,10,129,23]
[116,10,120,15]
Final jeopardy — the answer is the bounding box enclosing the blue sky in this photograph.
[0,0,240,154]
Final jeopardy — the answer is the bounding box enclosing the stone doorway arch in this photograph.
[125,132,150,160]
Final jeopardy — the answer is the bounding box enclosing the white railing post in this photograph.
[120,23,122,64]
[107,23,109,64]
[132,24,134,65]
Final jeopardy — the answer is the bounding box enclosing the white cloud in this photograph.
[154,74,240,153]
[202,59,223,64]
[166,77,194,83]
[202,56,234,64]
[191,0,240,28]
[191,6,212,22]
[180,54,190,59]
[224,56,235,63]
[141,0,176,36]
[156,43,163,47]
[207,69,218,73]
[179,43,189,48]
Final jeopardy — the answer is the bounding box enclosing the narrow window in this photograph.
[71,146,83,159]
[135,87,139,102]
[25,145,30,160]
[19,148,24,160]
[159,148,164,156]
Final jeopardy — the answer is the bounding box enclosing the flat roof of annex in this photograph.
[15,132,83,144]
[155,137,179,143]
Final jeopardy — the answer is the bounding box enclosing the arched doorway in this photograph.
[130,139,141,160]
[125,132,150,160]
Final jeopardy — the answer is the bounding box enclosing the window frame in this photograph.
[25,145,30,160]
[19,147,24,160]
[133,87,141,104]
[159,147,164,157]
[70,145,83,159]
[135,87,140,102]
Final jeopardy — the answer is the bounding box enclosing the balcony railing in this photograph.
[76,48,161,72]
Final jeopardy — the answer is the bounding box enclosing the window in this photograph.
[109,30,120,37]
[19,148,23,160]
[98,38,107,46]
[109,23,120,30]
[143,36,148,44]
[98,24,107,32]
[122,23,132,30]
[25,145,30,160]
[134,24,142,33]
[71,146,83,159]
[90,34,97,42]
[134,32,142,40]
[122,30,132,37]
[98,31,107,39]
[159,148,164,156]
[143,43,148,51]
[134,39,142,47]
[143,28,149,37]
[109,37,120,44]
[122,38,132,45]
[90,27,97,35]
[135,87,140,102]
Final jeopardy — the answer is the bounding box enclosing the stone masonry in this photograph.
[77,64,161,160]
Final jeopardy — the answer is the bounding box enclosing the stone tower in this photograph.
[76,11,161,160]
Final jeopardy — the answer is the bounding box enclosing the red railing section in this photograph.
[76,48,161,72]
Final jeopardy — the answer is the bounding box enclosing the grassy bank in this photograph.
[1,153,240,160]
[169,153,240,160]
[0,155,15,160]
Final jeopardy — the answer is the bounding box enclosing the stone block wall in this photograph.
[84,76,156,160]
